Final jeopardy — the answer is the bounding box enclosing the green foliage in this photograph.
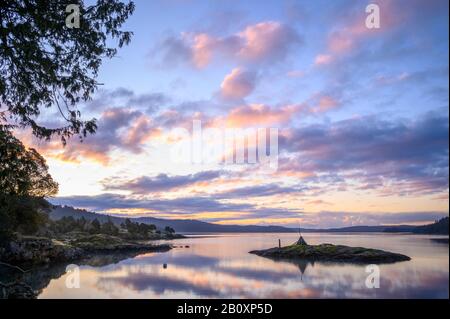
[0,194,50,241]
[49,216,120,236]
[0,127,58,241]
[120,218,157,238]
[101,217,119,236]
[164,226,175,234]
[90,218,101,233]
[0,127,58,196]
[0,0,135,142]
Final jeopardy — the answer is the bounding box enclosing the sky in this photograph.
[23,0,449,228]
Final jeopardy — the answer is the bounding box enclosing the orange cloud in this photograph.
[224,103,298,127]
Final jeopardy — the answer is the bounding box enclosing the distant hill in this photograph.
[49,206,297,233]
[49,205,448,234]
[412,217,449,235]
[50,206,126,224]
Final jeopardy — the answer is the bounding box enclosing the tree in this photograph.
[164,226,175,234]
[0,126,58,240]
[78,216,87,231]
[90,218,101,233]
[0,0,135,143]
[101,217,119,235]
[122,218,138,234]
[0,127,58,197]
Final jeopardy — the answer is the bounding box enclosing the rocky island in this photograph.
[250,236,411,264]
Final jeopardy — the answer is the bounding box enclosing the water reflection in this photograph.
[32,233,449,298]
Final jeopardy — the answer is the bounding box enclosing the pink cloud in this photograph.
[191,33,217,68]
[286,70,304,78]
[316,0,403,65]
[311,95,339,113]
[236,21,301,62]
[21,108,161,165]
[122,115,161,151]
[220,68,257,100]
[162,21,301,68]
[314,54,333,65]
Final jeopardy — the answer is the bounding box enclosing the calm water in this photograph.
[39,233,449,299]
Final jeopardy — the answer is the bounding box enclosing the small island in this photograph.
[250,236,411,264]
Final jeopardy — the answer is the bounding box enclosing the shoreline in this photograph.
[0,233,186,298]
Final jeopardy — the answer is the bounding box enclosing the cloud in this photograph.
[286,70,304,78]
[85,87,170,113]
[121,115,161,152]
[309,95,339,113]
[29,107,159,164]
[320,1,400,60]
[52,193,250,213]
[103,171,222,194]
[223,103,298,127]
[315,0,448,69]
[314,54,333,66]
[218,92,341,128]
[220,68,257,100]
[236,21,301,62]
[279,112,449,196]
[158,21,301,68]
[214,183,307,199]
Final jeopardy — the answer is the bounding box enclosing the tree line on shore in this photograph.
[49,215,176,239]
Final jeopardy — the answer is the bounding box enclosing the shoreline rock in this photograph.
[0,234,173,267]
[249,243,411,264]
[0,233,176,298]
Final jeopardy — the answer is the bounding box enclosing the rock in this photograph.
[1,236,83,266]
[0,281,37,299]
[0,233,175,299]
[69,234,172,253]
[249,243,411,264]
[0,234,171,267]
